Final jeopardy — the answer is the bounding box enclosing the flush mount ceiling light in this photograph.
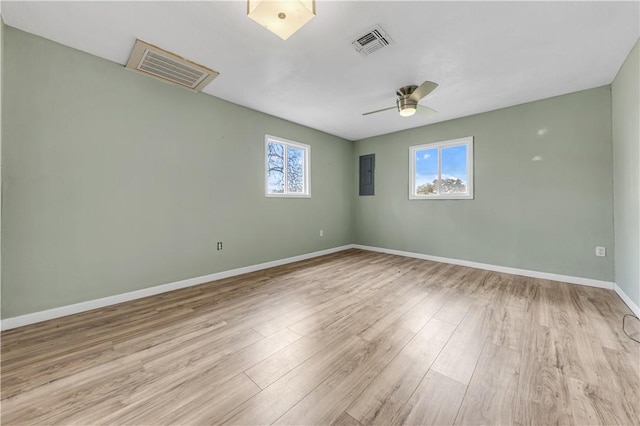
[247,0,316,40]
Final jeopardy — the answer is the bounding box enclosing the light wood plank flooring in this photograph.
[2,249,639,425]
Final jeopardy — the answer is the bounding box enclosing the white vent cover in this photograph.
[125,40,219,92]
[351,25,394,57]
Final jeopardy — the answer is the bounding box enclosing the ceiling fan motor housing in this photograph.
[396,86,418,116]
[362,81,437,117]
[396,85,418,97]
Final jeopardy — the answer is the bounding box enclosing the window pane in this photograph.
[409,137,473,200]
[287,146,304,193]
[265,136,310,197]
[441,145,468,194]
[415,148,439,195]
[267,142,285,194]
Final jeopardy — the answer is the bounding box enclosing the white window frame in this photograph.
[409,136,474,200]
[265,135,311,198]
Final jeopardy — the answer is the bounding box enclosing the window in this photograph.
[265,135,310,197]
[409,136,473,200]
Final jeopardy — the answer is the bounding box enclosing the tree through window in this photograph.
[266,135,310,197]
[409,137,474,200]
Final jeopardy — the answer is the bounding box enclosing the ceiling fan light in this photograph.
[399,106,416,117]
[397,95,418,117]
[248,0,316,40]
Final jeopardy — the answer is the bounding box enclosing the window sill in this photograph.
[409,194,474,200]
[265,194,311,198]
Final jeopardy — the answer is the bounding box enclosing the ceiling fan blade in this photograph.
[362,106,396,116]
[416,105,437,117]
[409,81,438,102]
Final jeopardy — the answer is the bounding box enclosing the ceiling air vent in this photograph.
[351,25,394,57]
[125,39,219,92]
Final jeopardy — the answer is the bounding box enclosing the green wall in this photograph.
[1,25,627,320]
[1,27,353,318]
[353,87,615,282]
[612,39,640,309]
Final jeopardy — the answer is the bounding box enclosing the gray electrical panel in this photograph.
[359,154,375,196]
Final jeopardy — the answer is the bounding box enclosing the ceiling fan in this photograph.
[363,81,438,117]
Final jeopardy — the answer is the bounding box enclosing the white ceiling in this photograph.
[2,1,639,141]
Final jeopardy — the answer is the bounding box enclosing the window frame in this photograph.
[409,136,474,200]
[265,135,311,198]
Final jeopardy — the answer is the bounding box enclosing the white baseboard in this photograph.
[614,284,640,317]
[352,244,615,290]
[0,245,353,331]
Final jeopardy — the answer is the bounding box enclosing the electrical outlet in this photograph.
[320,230,324,237]
[217,242,223,251]
[595,246,606,257]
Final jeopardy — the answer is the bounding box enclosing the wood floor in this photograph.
[1,249,639,425]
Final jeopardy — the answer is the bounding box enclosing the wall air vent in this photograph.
[125,39,219,92]
[351,25,394,57]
